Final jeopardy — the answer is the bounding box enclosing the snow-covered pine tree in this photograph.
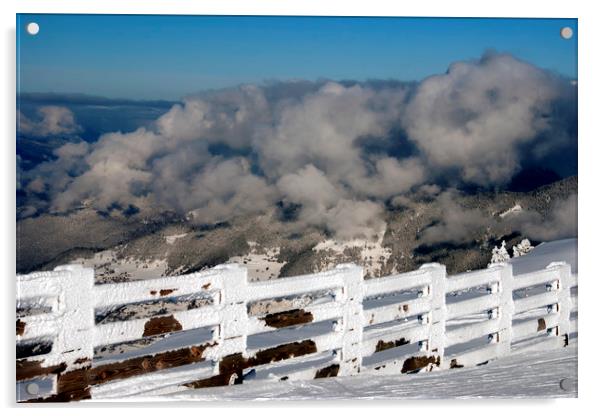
[512,239,534,258]
[490,240,510,265]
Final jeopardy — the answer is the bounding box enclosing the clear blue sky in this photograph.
[17,14,577,100]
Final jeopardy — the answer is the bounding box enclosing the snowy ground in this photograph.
[509,238,577,275]
[73,249,169,283]
[165,233,188,245]
[227,242,286,281]
[499,203,523,218]
[117,345,576,401]
[313,229,393,278]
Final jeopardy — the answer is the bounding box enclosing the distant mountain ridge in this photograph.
[16,176,577,280]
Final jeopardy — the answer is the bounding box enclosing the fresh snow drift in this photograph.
[122,346,577,400]
[510,238,577,275]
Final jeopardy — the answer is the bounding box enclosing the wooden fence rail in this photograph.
[16,260,577,402]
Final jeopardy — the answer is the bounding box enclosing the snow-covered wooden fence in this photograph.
[16,260,577,402]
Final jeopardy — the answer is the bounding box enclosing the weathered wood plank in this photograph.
[89,342,216,386]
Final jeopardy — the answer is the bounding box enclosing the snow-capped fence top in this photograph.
[16,259,577,402]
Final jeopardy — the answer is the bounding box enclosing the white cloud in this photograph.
[18,106,82,137]
[402,53,572,185]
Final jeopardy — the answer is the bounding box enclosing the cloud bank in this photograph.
[18,106,82,138]
[18,53,577,240]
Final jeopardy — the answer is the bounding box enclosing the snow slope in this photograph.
[120,345,576,400]
[227,242,286,281]
[312,229,392,278]
[510,238,577,275]
[72,249,169,283]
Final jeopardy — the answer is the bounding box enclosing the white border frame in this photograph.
[3,0,600,414]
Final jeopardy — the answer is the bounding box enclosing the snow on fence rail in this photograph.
[16,260,577,402]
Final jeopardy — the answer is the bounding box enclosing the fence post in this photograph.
[209,264,249,382]
[337,264,364,376]
[549,262,571,348]
[420,263,446,362]
[489,263,513,357]
[52,264,95,400]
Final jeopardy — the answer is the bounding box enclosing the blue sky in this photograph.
[17,15,577,100]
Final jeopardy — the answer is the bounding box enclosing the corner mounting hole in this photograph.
[560,27,573,40]
[26,22,40,36]
[26,382,39,395]
[559,377,577,392]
